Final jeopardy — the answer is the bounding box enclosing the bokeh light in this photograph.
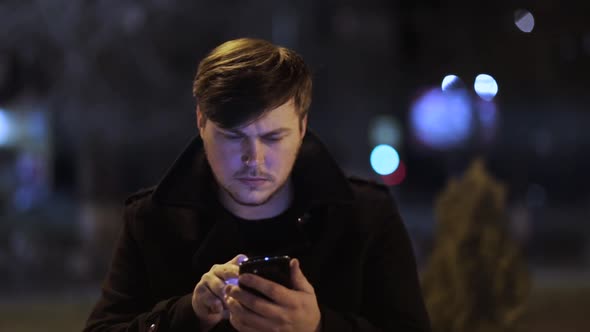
[441,74,464,92]
[368,115,402,147]
[410,88,472,150]
[474,74,499,101]
[475,99,499,142]
[381,160,407,186]
[0,109,12,145]
[370,144,400,175]
[514,9,535,33]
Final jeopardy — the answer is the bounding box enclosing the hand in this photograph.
[224,258,321,332]
[192,254,248,331]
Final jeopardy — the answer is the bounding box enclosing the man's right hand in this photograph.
[192,254,247,331]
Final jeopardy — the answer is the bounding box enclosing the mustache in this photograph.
[234,167,274,180]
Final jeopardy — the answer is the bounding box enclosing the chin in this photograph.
[232,193,273,207]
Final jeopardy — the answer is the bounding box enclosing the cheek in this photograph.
[269,142,299,170]
[207,143,241,176]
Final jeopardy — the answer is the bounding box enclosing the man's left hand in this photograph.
[224,258,321,332]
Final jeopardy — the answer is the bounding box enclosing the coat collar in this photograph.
[152,130,354,208]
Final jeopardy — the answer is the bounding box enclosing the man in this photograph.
[84,38,431,332]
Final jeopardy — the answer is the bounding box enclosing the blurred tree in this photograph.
[421,159,530,332]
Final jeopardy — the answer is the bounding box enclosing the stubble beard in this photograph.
[223,175,289,207]
[204,138,303,208]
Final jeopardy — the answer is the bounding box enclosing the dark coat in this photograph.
[84,132,431,332]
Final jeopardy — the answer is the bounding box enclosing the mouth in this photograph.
[237,178,270,187]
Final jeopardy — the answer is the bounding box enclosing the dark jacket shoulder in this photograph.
[347,176,391,201]
[346,176,403,232]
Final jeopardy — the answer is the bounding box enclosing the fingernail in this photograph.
[238,254,248,264]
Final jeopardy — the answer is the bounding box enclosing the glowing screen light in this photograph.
[370,144,400,175]
[474,74,498,101]
[514,9,535,33]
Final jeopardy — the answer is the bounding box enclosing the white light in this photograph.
[514,10,535,33]
[0,109,12,145]
[370,144,400,175]
[441,74,463,92]
[474,74,498,101]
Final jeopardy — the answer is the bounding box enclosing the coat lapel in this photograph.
[190,208,243,277]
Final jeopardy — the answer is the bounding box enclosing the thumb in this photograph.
[290,258,314,293]
[228,254,248,265]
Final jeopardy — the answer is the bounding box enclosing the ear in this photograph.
[196,105,205,136]
[300,114,308,138]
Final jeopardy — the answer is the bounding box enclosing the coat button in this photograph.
[148,323,156,331]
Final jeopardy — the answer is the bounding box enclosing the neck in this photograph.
[220,178,294,220]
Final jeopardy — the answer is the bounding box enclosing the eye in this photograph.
[263,135,283,142]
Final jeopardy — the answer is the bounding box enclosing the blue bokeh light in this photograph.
[410,88,472,149]
[441,74,462,92]
[0,109,12,145]
[514,10,535,33]
[370,144,400,175]
[474,74,499,101]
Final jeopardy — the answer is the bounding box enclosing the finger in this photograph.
[203,272,228,300]
[212,263,240,281]
[225,284,279,318]
[229,312,253,332]
[206,298,224,314]
[226,295,270,331]
[195,284,224,313]
[229,314,263,332]
[290,258,315,293]
[238,273,290,304]
[228,253,249,265]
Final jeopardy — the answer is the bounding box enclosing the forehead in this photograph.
[216,100,299,134]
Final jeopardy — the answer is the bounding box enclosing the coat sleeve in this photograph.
[83,201,201,332]
[318,191,432,332]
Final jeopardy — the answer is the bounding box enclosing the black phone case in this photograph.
[238,255,292,300]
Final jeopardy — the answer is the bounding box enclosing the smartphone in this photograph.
[238,255,292,299]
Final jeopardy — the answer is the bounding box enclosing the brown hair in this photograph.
[193,38,312,129]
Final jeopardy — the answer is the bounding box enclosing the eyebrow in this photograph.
[219,127,292,137]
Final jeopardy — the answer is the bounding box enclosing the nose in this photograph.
[242,139,264,166]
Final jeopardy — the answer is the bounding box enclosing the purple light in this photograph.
[410,88,473,150]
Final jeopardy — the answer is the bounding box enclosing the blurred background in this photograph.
[0,0,589,331]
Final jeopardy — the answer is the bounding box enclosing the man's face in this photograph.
[198,100,307,207]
